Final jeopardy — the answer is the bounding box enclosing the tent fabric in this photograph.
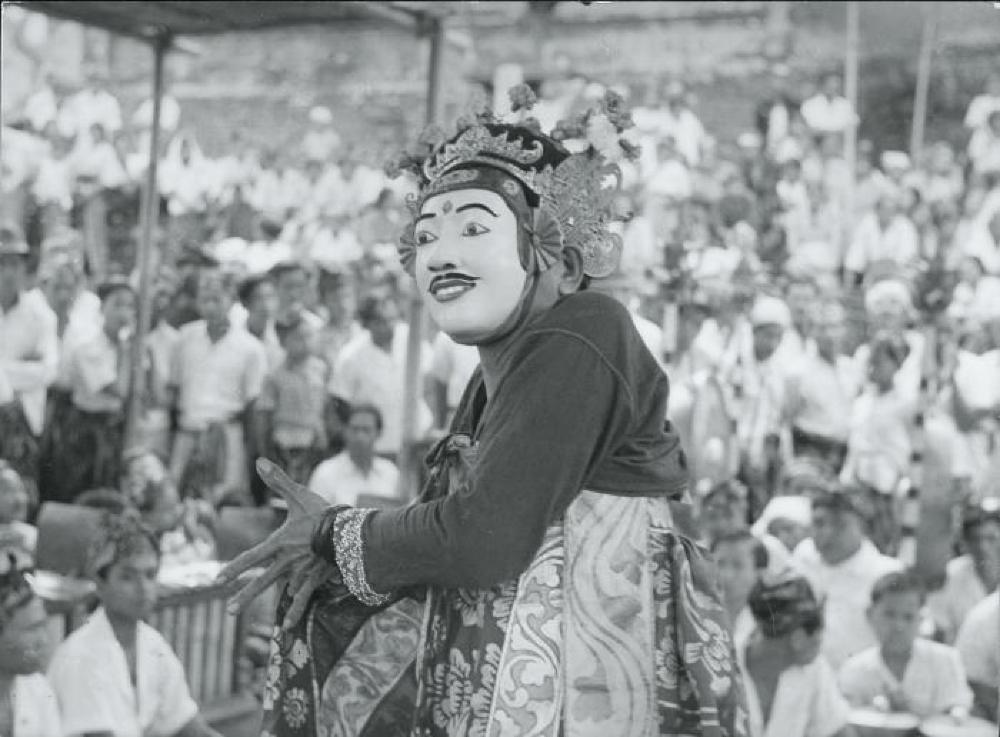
[21,1,443,41]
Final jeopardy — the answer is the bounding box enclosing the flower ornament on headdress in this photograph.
[389,83,640,280]
[87,508,159,580]
[0,548,35,632]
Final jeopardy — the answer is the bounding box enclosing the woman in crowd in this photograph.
[220,88,745,736]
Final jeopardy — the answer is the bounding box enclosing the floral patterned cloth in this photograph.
[261,432,747,737]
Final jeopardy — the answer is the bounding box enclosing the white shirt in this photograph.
[0,290,59,435]
[738,641,851,737]
[841,387,915,493]
[844,213,920,275]
[330,325,432,455]
[838,639,973,718]
[57,88,122,138]
[955,591,999,689]
[927,555,991,644]
[801,93,858,134]
[965,93,1000,130]
[963,223,1000,275]
[429,331,480,413]
[784,353,859,443]
[308,452,400,507]
[67,330,124,413]
[170,321,268,430]
[48,607,199,737]
[9,672,61,737]
[793,538,904,669]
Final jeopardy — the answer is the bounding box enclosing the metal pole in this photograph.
[843,1,859,254]
[910,5,937,162]
[397,18,444,499]
[124,32,169,452]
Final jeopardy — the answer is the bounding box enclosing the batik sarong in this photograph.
[261,490,747,736]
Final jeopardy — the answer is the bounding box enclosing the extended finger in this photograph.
[257,458,327,514]
[217,536,281,584]
[226,553,301,614]
[282,567,325,631]
[286,557,316,595]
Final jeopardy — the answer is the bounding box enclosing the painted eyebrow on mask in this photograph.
[456,203,498,217]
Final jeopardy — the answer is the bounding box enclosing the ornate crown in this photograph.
[386,84,639,279]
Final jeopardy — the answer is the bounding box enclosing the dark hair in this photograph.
[357,291,394,326]
[275,310,306,345]
[870,569,925,606]
[269,259,307,280]
[711,529,770,570]
[348,402,384,434]
[749,575,824,638]
[237,273,271,308]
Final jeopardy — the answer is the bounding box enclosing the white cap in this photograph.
[751,295,792,328]
[751,495,812,538]
[309,106,333,125]
[880,150,911,171]
[864,278,913,316]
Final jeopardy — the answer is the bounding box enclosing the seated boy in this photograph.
[0,549,60,737]
[47,511,222,737]
[0,462,36,559]
[712,529,769,651]
[839,570,973,719]
[740,575,853,737]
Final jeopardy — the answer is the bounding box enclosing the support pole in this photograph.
[397,17,444,500]
[124,32,169,453]
[910,5,937,162]
[843,1,859,227]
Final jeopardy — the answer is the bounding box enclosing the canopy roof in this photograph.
[20,1,445,41]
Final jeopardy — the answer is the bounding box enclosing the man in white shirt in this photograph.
[927,500,1000,643]
[955,591,999,721]
[48,513,220,737]
[844,191,921,283]
[794,487,903,669]
[784,301,860,471]
[308,403,400,507]
[965,72,1000,131]
[801,72,858,135]
[168,270,268,505]
[0,227,58,496]
[427,331,479,430]
[330,290,432,458]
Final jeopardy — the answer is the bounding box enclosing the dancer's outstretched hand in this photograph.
[217,458,335,627]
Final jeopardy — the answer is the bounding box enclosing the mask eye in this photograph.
[462,222,490,237]
[415,230,438,246]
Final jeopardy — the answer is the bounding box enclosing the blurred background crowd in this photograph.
[2,1,1000,733]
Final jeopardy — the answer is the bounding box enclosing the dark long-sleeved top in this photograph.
[365,290,689,591]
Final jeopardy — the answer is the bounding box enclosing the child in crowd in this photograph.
[0,549,60,737]
[700,479,793,578]
[712,529,769,651]
[255,310,329,486]
[740,575,852,737]
[0,462,36,559]
[838,570,973,719]
[47,511,222,737]
[841,331,914,554]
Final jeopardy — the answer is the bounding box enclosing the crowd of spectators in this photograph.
[1,62,1000,733]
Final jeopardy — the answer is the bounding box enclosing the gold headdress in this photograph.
[387,84,639,279]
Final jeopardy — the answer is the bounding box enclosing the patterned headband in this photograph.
[0,548,35,632]
[87,509,160,580]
